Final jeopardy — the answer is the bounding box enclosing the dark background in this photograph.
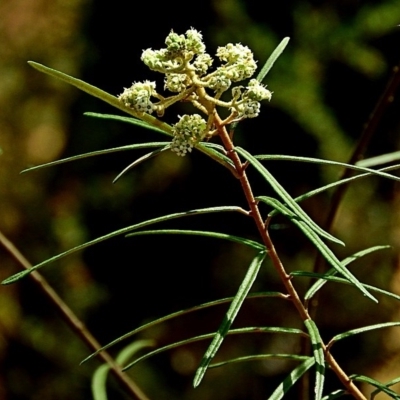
[1,0,400,399]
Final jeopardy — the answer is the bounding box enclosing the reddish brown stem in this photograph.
[214,116,366,400]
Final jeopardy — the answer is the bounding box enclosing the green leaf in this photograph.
[304,320,325,400]
[268,357,315,400]
[126,229,265,250]
[291,271,400,302]
[255,154,400,183]
[356,151,400,168]
[321,389,347,400]
[257,197,377,302]
[210,353,310,369]
[28,61,173,135]
[328,322,400,349]
[291,164,400,206]
[81,292,287,365]
[122,326,307,371]
[113,146,169,183]
[236,147,343,246]
[371,376,400,399]
[91,340,153,400]
[84,112,171,136]
[290,220,377,302]
[256,37,290,83]
[21,142,170,173]
[351,375,400,399]
[2,206,247,285]
[303,245,390,301]
[91,364,109,400]
[193,251,267,387]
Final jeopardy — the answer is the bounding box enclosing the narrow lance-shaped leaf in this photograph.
[291,271,400,303]
[236,147,343,246]
[304,319,325,400]
[84,112,171,136]
[126,229,265,250]
[321,389,347,400]
[268,357,315,400]
[351,375,400,399]
[304,245,390,301]
[210,353,310,369]
[255,154,400,183]
[122,326,306,371]
[256,37,290,83]
[22,142,170,174]
[2,206,247,285]
[113,146,170,183]
[91,340,153,400]
[257,196,377,302]
[193,251,266,388]
[328,322,400,349]
[371,376,400,400]
[28,61,173,134]
[81,291,288,365]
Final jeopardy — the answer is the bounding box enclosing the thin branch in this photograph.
[0,229,150,400]
[214,116,366,400]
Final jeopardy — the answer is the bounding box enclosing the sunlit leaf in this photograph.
[321,389,347,400]
[256,37,290,83]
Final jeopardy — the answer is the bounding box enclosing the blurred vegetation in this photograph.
[1,0,400,399]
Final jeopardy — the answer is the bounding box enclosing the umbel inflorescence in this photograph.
[118,29,272,156]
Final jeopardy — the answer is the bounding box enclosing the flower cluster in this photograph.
[118,81,157,114]
[119,29,272,156]
[170,114,207,157]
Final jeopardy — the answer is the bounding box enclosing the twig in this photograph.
[0,229,150,400]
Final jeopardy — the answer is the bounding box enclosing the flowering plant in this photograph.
[3,29,400,400]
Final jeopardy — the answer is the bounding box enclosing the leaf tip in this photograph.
[2,270,30,285]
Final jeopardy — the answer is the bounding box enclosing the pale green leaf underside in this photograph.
[268,357,315,400]
[256,37,290,83]
[356,150,400,168]
[81,291,287,365]
[122,326,307,371]
[193,251,266,387]
[126,229,265,250]
[2,206,247,285]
